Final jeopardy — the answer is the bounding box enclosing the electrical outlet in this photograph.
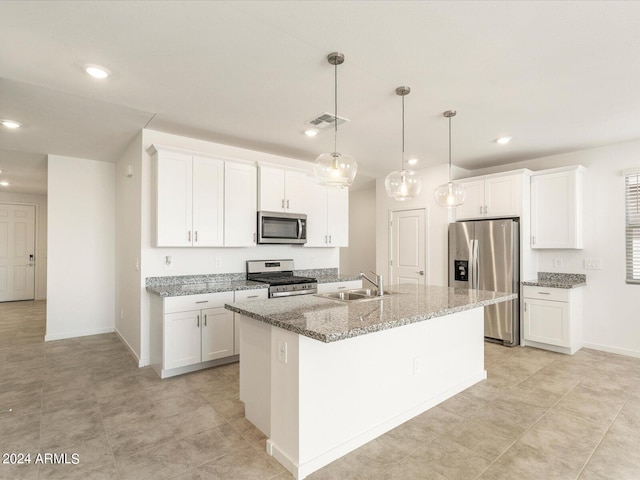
[413,357,420,375]
[277,340,288,364]
[309,256,316,266]
[554,258,563,269]
[215,257,221,268]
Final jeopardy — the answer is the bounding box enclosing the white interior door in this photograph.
[0,204,36,302]
[390,208,426,285]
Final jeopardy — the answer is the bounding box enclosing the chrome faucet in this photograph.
[360,271,384,296]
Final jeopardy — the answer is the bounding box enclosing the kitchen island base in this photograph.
[239,306,486,480]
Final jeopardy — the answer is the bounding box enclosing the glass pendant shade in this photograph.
[385,169,422,201]
[435,109,466,207]
[434,181,466,207]
[314,151,357,188]
[314,52,356,188]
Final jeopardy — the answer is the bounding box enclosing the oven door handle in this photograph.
[297,219,303,239]
[271,288,318,298]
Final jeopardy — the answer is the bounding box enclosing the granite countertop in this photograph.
[145,268,360,297]
[146,280,267,297]
[522,272,587,289]
[225,284,517,343]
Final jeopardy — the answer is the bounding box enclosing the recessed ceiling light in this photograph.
[0,181,10,187]
[496,136,512,145]
[304,129,318,137]
[407,158,419,165]
[84,64,111,79]
[1,119,21,129]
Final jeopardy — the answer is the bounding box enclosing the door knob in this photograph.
[416,270,425,275]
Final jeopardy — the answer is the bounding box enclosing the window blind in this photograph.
[626,172,640,284]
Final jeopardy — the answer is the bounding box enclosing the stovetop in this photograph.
[251,274,317,286]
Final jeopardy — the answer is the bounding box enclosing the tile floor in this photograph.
[1,300,640,479]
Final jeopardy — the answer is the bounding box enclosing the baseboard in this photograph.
[583,342,640,359]
[269,370,487,480]
[44,327,115,342]
[36,296,47,301]
[114,329,143,366]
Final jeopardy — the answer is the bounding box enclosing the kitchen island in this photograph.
[225,284,516,480]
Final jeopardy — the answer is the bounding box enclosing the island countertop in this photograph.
[225,284,517,343]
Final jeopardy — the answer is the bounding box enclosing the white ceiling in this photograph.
[2,1,640,195]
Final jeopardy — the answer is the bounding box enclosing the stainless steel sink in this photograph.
[316,288,397,302]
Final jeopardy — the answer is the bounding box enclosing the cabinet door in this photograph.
[164,311,201,369]
[192,156,224,247]
[258,166,285,211]
[156,150,193,247]
[201,308,235,361]
[303,176,329,247]
[523,298,570,347]
[284,170,308,213]
[485,175,521,218]
[531,171,581,249]
[327,186,349,246]
[225,162,257,246]
[455,180,485,220]
[233,289,268,354]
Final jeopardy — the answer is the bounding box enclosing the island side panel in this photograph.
[239,315,272,436]
[268,306,486,480]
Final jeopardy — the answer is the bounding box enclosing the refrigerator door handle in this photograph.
[471,239,480,290]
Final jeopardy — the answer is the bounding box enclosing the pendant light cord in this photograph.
[448,115,452,181]
[401,93,405,170]
[334,61,338,154]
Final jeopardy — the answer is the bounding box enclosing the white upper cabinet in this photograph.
[303,175,349,247]
[258,166,307,213]
[153,146,224,247]
[530,166,585,249]
[192,156,225,246]
[224,162,257,247]
[455,173,523,220]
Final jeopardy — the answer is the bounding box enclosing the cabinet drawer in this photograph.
[523,286,569,302]
[164,291,234,314]
[234,288,268,301]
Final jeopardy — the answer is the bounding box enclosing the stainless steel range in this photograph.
[246,259,318,298]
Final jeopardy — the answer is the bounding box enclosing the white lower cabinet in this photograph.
[151,291,236,378]
[233,288,268,355]
[522,286,583,354]
[316,280,362,294]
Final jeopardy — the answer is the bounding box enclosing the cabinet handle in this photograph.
[479,206,483,214]
[188,231,192,242]
[282,199,285,209]
[253,232,256,243]
[538,292,551,295]
[247,295,259,299]
[338,286,346,290]
[204,314,207,326]
[532,235,536,245]
[325,235,328,244]
[287,199,290,209]
[329,235,332,244]
[524,303,527,312]
[484,205,488,214]
[195,300,208,304]
[195,231,198,243]
[197,314,200,327]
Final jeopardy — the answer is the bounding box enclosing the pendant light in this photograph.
[434,110,466,207]
[385,86,422,201]
[314,52,357,188]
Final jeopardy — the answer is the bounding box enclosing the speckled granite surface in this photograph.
[522,272,587,289]
[145,269,359,297]
[226,284,517,343]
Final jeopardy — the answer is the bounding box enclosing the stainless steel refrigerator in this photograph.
[448,219,520,346]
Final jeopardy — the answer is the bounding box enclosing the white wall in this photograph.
[340,186,376,275]
[376,164,457,286]
[0,191,47,299]
[115,132,143,361]
[470,139,640,357]
[46,155,115,341]
[133,129,340,365]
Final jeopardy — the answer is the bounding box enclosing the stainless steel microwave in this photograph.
[257,211,307,244]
